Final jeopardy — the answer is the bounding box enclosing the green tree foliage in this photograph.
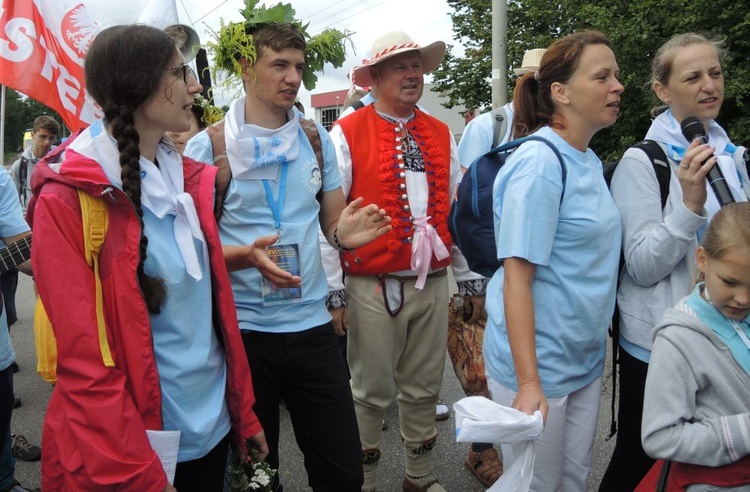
[2,88,63,157]
[3,89,29,154]
[432,0,750,160]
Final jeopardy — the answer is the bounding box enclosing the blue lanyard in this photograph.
[262,162,289,238]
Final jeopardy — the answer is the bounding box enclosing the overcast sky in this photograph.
[80,0,460,109]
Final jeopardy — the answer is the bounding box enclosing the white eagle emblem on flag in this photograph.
[60,2,98,61]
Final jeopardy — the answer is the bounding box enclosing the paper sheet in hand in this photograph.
[146,430,181,484]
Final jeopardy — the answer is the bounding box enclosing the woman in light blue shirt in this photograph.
[484,31,623,491]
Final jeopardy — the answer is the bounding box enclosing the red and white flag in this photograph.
[0,0,101,131]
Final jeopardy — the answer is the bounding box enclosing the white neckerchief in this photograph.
[645,110,743,217]
[224,96,300,180]
[70,121,207,280]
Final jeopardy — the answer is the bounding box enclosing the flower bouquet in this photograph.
[227,445,277,492]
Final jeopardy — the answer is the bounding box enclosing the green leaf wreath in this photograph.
[206,0,351,94]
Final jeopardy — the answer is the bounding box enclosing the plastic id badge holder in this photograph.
[261,243,302,305]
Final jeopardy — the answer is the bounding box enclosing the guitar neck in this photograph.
[0,235,32,276]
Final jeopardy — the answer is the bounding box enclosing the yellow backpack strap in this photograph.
[77,189,114,368]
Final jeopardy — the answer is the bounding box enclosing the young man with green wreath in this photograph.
[185,3,390,490]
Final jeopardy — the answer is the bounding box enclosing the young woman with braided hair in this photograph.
[109,97,168,316]
[28,24,267,491]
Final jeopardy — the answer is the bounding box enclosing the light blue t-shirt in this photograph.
[484,126,622,398]
[142,208,230,461]
[0,168,30,372]
[457,103,514,168]
[185,122,342,333]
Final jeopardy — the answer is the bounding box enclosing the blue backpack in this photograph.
[448,136,566,278]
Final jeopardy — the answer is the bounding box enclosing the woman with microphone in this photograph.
[600,32,750,491]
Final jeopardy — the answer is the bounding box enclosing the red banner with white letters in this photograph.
[0,0,101,131]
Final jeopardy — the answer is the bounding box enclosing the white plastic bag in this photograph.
[454,396,544,492]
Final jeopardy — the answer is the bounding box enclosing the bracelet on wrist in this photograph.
[333,227,355,252]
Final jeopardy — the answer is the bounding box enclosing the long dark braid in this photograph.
[111,106,167,314]
[85,25,175,313]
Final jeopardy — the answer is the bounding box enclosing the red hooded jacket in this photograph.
[29,139,261,491]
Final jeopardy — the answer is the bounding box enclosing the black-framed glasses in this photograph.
[166,63,198,83]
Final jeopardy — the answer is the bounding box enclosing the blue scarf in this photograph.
[684,283,750,375]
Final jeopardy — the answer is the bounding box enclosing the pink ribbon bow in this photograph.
[410,216,450,289]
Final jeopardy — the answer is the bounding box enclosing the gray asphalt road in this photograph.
[9,273,616,491]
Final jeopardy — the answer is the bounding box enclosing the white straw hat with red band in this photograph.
[352,31,446,87]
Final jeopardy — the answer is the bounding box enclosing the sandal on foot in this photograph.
[465,447,503,487]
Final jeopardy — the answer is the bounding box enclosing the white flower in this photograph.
[255,470,271,486]
[248,462,273,490]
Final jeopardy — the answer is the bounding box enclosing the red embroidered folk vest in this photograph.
[336,105,453,275]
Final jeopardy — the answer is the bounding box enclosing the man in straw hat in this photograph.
[450,47,544,488]
[325,30,486,492]
[335,65,455,424]
[185,14,392,491]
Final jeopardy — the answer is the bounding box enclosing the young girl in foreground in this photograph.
[641,202,750,490]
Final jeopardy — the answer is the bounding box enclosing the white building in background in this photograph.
[310,84,470,141]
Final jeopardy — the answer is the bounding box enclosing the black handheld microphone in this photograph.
[680,116,735,207]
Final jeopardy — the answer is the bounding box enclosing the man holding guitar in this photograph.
[0,165,36,491]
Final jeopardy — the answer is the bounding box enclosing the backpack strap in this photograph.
[634,139,670,209]
[606,139,670,440]
[19,156,29,206]
[298,117,325,203]
[77,189,114,369]
[210,117,326,221]
[736,146,749,176]
[490,106,509,149]
[350,100,365,111]
[484,135,565,269]
[489,135,567,199]
[656,460,673,492]
[207,120,230,222]
[19,156,28,188]
[731,146,750,200]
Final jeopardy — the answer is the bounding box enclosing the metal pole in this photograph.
[491,0,508,108]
